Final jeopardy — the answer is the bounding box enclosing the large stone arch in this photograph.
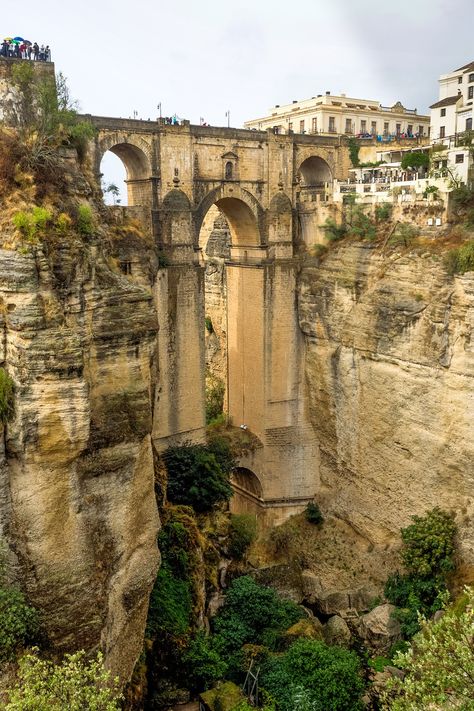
[194,185,265,249]
[96,132,154,207]
[230,467,264,516]
[298,155,333,186]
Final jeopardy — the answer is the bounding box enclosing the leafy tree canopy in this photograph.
[4,649,122,710]
[400,152,429,170]
[384,589,474,710]
[260,639,365,711]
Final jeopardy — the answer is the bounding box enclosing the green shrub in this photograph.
[0,585,39,662]
[260,639,365,711]
[13,211,35,241]
[374,203,392,221]
[4,649,122,710]
[205,316,214,333]
[206,373,225,425]
[347,137,360,167]
[0,368,15,425]
[163,442,233,512]
[181,632,227,692]
[321,218,347,242]
[389,222,417,247]
[55,212,72,235]
[400,508,456,578]
[228,514,257,560]
[305,502,324,525]
[349,206,377,241]
[451,185,474,207]
[422,184,440,200]
[444,241,474,275]
[76,205,95,236]
[146,566,192,641]
[384,588,474,710]
[400,152,429,171]
[384,508,457,638]
[212,576,303,663]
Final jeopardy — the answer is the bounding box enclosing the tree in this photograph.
[260,639,365,711]
[383,589,474,710]
[385,508,457,638]
[400,152,429,171]
[4,649,122,710]
[181,632,227,692]
[103,183,121,205]
[163,442,233,512]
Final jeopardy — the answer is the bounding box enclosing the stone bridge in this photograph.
[85,116,351,523]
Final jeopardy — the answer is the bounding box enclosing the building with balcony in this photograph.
[429,60,473,184]
[244,92,430,139]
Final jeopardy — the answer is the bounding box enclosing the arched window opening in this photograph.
[225,161,233,180]
[99,142,151,207]
[231,467,263,500]
[298,156,332,187]
[100,151,127,205]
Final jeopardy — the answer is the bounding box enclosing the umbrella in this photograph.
[13,37,24,42]
[3,38,13,42]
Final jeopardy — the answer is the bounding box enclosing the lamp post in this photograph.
[157,102,162,119]
[225,110,230,128]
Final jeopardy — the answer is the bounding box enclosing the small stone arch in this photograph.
[267,192,294,255]
[195,186,264,248]
[232,467,263,499]
[298,155,332,186]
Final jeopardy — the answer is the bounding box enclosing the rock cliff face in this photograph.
[0,220,160,680]
[298,242,474,583]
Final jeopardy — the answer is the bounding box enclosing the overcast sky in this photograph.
[3,0,473,195]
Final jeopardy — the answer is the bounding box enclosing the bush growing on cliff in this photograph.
[212,575,303,671]
[444,240,474,275]
[181,632,227,692]
[385,508,457,638]
[321,217,347,242]
[163,441,233,512]
[382,588,474,711]
[305,502,324,525]
[4,649,122,710]
[205,372,225,424]
[0,368,15,425]
[0,585,39,662]
[260,638,365,711]
[228,514,257,560]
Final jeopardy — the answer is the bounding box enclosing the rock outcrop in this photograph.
[299,242,474,585]
[0,217,160,681]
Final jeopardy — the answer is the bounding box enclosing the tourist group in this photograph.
[1,37,51,62]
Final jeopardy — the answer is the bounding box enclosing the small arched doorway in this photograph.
[230,467,264,516]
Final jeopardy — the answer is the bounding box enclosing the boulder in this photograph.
[323,615,351,647]
[282,617,324,648]
[358,604,401,654]
[301,571,377,616]
[252,563,304,603]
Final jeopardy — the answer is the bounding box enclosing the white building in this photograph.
[244,92,430,139]
[429,60,473,185]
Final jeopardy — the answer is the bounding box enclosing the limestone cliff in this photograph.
[0,170,160,680]
[298,241,474,584]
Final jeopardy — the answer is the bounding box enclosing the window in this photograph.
[439,126,445,138]
[371,121,377,134]
[312,117,317,133]
[328,116,336,132]
[360,119,367,133]
[273,125,280,134]
[384,121,389,135]
[407,124,413,135]
[455,153,465,163]
[396,123,401,134]
[119,261,132,275]
[225,161,233,180]
[467,118,473,131]
[468,86,474,99]
[288,122,293,132]
[440,108,446,117]
[469,73,474,82]
[299,119,305,133]
[345,118,352,133]
[418,124,424,136]
[459,76,463,84]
